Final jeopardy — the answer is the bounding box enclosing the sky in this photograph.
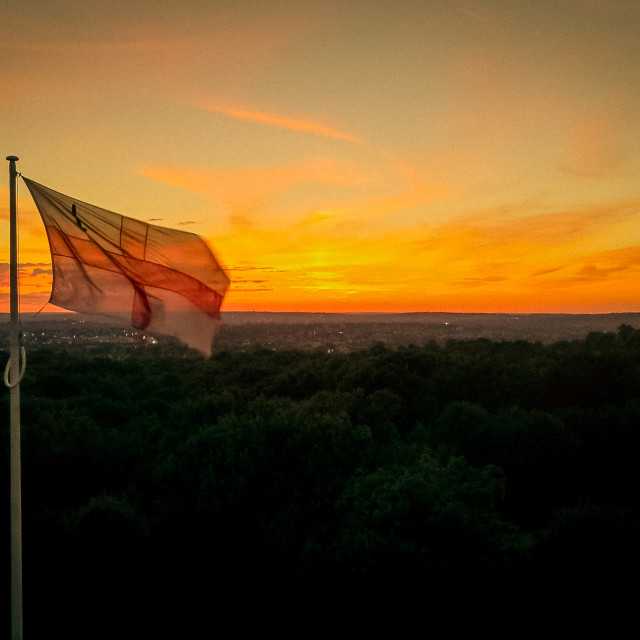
[1,0,638,314]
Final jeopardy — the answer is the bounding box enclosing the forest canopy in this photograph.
[2,325,639,635]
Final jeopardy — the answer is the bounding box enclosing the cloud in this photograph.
[140,156,375,225]
[0,263,52,285]
[292,158,446,235]
[409,198,640,251]
[531,266,566,277]
[224,265,275,272]
[142,151,444,236]
[573,246,640,282]
[0,0,329,103]
[203,104,359,142]
[454,276,508,288]
[575,264,624,279]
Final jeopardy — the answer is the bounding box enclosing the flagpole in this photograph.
[6,155,23,640]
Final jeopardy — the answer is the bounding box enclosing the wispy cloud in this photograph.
[140,156,374,227]
[141,152,443,236]
[203,104,359,142]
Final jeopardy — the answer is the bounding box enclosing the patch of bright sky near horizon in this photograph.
[0,0,638,314]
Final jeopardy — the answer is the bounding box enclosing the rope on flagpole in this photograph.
[4,347,26,388]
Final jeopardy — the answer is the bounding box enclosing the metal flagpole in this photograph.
[6,155,23,640]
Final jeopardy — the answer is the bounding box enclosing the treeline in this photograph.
[2,325,640,635]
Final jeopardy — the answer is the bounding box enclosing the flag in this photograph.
[23,178,230,356]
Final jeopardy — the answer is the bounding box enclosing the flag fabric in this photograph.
[23,178,230,356]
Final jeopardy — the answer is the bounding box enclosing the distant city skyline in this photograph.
[2,1,639,314]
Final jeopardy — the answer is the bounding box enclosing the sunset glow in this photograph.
[1,1,638,314]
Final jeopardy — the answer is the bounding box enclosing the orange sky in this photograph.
[1,0,639,314]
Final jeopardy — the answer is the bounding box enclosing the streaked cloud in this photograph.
[203,104,359,142]
[140,156,376,227]
[30,267,52,276]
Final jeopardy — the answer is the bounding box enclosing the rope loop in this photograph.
[4,347,26,388]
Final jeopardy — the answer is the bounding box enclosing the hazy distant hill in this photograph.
[2,311,639,353]
[216,312,640,351]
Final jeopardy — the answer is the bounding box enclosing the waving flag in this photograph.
[24,178,230,356]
